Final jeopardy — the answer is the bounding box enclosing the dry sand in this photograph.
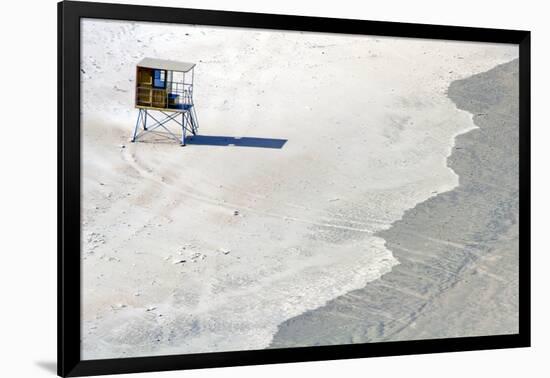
[80,19,518,359]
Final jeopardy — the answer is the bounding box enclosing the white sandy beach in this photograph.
[80,19,518,359]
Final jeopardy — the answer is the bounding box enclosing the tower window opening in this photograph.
[153,69,166,88]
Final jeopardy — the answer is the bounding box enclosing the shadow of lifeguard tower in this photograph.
[132,58,198,146]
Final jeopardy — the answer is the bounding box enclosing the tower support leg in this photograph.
[181,112,186,146]
[143,110,148,131]
[190,107,198,135]
[131,109,142,142]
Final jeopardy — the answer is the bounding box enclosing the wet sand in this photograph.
[269,59,520,348]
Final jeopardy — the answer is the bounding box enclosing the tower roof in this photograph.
[137,58,195,73]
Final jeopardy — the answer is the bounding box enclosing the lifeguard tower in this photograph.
[132,58,199,146]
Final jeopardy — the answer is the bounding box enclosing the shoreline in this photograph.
[269,58,520,348]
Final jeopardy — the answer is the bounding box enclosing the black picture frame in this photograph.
[58,1,531,376]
